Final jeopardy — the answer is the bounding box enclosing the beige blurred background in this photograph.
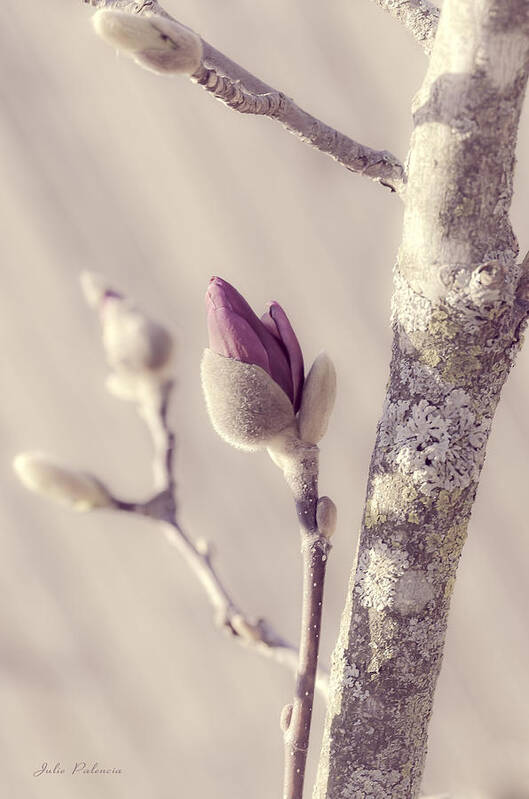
[1,1,528,797]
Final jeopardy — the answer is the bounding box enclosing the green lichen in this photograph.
[441,344,482,382]
[435,487,462,514]
[428,308,458,340]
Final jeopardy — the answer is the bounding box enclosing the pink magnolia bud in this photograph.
[206,277,304,410]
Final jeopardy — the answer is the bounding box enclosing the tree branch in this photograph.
[270,435,331,799]
[83,0,406,192]
[371,0,440,55]
[315,0,529,796]
[131,380,330,697]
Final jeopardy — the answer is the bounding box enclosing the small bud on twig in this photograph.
[102,295,172,375]
[13,453,114,512]
[81,272,173,402]
[297,352,336,444]
[92,10,203,76]
[280,703,293,733]
[316,496,337,539]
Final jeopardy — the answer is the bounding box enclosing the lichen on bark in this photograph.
[314,1,529,796]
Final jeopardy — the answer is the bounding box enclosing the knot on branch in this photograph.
[192,66,287,116]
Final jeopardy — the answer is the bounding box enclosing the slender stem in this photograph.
[129,381,331,694]
[271,434,331,799]
[283,529,329,799]
[139,379,176,494]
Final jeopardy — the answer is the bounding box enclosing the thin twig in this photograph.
[371,0,440,55]
[272,436,330,799]
[126,380,330,695]
[138,379,176,494]
[82,0,406,192]
[283,531,329,799]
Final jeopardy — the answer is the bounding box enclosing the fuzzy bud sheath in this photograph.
[13,453,114,512]
[200,349,295,451]
[92,10,203,75]
[298,352,337,444]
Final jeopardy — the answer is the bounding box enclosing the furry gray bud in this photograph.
[201,349,295,451]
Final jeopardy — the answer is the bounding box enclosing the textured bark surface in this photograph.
[314,1,529,797]
[372,0,440,54]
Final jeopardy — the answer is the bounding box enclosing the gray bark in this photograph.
[372,0,440,54]
[314,0,529,796]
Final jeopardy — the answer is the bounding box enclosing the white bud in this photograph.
[298,352,336,444]
[13,453,114,512]
[316,496,337,539]
[280,703,293,733]
[81,271,173,377]
[92,10,203,76]
[201,350,295,451]
[230,615,263,643]
[104,300,172,375]
[80,271,107,309]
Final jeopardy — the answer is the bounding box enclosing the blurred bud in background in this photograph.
[13,453,114,512]
[81,272,173,404]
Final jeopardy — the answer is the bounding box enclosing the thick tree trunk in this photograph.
[314,1,529,796]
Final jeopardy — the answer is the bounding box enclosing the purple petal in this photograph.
[206,277,294,401]
[207,308,271,374]
[262,302,304,411]
[207,277,262,331]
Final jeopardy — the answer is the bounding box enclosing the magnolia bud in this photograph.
[280,703,293,733]
[13,453,114,512]
[316,496,337,539]
[80,271,107,309]
[92,10,203,76]
[206,277,304,411]
[201,349,295,451]
[297,352,336,444]
[102,299,172,374]
[81,272,173,377]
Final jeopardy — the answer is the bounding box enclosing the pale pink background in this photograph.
[1,1,528,797]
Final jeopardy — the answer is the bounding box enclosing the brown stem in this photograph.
[132,395,331,694]
[273,435,331,799]
[138,379,176,496]
[283,528,329,799]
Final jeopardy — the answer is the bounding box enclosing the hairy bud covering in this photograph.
[297,352,336,444]
[206,277,304,410]
[201,349,295,451]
